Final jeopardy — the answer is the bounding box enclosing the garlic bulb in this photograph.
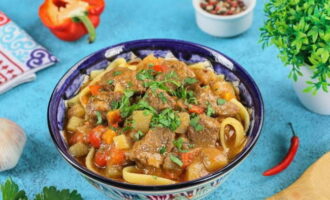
[0,118,26,172]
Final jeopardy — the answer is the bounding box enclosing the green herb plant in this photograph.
[260,0,330,94]
[0,178,83,200]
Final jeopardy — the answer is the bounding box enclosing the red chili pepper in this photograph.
[39,0,105,43]
[263,123,299,176]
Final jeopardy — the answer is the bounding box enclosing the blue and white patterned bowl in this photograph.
[48,39,264,200]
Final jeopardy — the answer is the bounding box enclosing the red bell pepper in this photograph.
[39,0,105,43]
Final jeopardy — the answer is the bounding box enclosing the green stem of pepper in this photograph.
[73,13,96,43]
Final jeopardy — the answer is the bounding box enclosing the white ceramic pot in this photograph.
[292,66,330,115]
[192,0,256,37]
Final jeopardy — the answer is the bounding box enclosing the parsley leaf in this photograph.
[133,130,144,141]
[108,80,114,85]
[217,98,226,105]
[136,69,155,81]
[190,116,204,131]
[158,92,167,103]
[34,186,83,200]
[172,87,197,104]
[0,178,83,200]
[0,178,28,200]
[159,146,166,154]
[184,77,197,85]
[206,102,215,117]
[151,109,181,131]
[112,71,122,76]
[170,154,183,167]
[95,111,103,124]
[173,138,189,153]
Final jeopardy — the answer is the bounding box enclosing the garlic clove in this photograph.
[0,118,26,172]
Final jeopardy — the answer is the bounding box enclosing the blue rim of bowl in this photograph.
[48,39,264,191]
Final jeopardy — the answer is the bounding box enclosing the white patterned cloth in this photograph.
[0,11,57,94]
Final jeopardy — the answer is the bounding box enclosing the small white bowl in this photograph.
[193,0,256,37]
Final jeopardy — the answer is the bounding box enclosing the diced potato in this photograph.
[186,160,209,181]
[66,116,84,131]
[132,110,153,133]
[113,135,131,150]
[90,70,104,80]
[175,112,190,134]
[106,165,122,178]
[68,142,89,157]
[68,104,85,118]
[201,148,228,172]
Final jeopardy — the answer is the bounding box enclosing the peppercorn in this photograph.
[200,0,246,16]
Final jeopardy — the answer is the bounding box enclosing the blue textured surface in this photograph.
[0,0,329,200]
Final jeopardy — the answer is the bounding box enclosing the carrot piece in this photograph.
[188,105,204,114]
[222,92,235,101]
[89,85,101,95]
[106,109,122,127]
[88,125,106,148]
[94,150,107,167]
[153,65,168,72]
[108,148,126,165]
[181,152,195,168]
[102,129,117,144]
[181,148,201,168]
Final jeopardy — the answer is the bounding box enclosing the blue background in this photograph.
[0,0,329,199]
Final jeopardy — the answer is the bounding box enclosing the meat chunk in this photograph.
[194,86,238,117]
[144,89,176,111]
[100,67,145,93]
[128,128,175,168]
[156,60,196,90]
[187,114,220,147]
[85,91,123,123]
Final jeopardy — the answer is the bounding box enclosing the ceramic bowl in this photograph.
[48,39,264,200]
[192,0,256,37]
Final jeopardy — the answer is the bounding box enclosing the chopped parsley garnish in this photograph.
[144,79,180,91]
[112,71,122,76]
[165,71,177,79]
[127,81,133,88]
[108,80,114,85]
[184,77,197,85]
[206,102,215,117]
[173,138,189,153]
[217,98,226,105]
[110,100,120,110]
[190,116,204,131]
[147,63,154,67]
[158,92,167,103]
[188,143,195,149]
[122,126,133,132]
[151,108,181,131]
[159,146,166,154]
[172,86,197,104]
[170,154,183,167]
[152,175,158,180]
[95,111,103,124]
[136,69,154,81]
[133,130,144,141]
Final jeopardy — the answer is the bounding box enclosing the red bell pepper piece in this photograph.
[39,0,105,43]
[188,105,204,114]
[153,65,168,72]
